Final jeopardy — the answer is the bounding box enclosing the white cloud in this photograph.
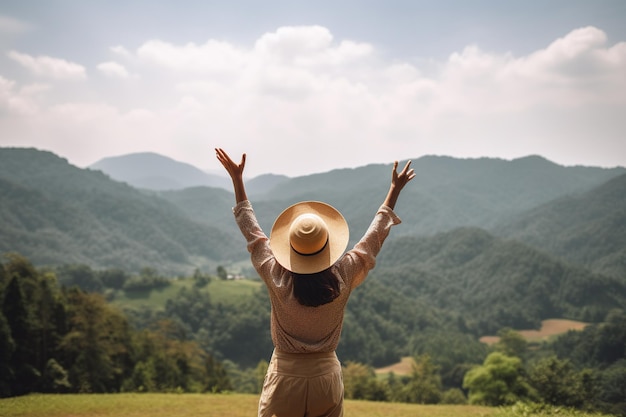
[136,39,246,73]
[2,25,625,175]
[0,15,32,34]
[254,26,374,68]
[97,61,131,79]
[7,50,87,80]
[0,75,48,115]
[110,45,132,58]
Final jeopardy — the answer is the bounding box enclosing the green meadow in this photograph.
[112,277,262,311]
[0,394,612,417]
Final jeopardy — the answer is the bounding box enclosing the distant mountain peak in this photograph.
[90,152,230,191]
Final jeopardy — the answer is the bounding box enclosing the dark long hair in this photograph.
[292,268,341,307]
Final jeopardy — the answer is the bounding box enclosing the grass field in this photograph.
[112,278,261,311]
[375,356,416,376]
[479,318,589,345]
[1,394,613,417]
[0,393,496,417]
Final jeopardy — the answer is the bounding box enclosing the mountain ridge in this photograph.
[2,146,625,345]
[0,148,246,273]
[1,147,625,280]
[376,226,626,334]
[495,172,626,279]
[89,152,231,191]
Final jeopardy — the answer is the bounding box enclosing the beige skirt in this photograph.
[258,349,344,417]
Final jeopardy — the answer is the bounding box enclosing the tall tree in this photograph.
[342,361,388,401]
[0,312,15,396]
[528,356,589,407]
[494,328,527,359]
[393,355,443,404]
[2,272,39,396]
[463,352,533,406]
[60,289,133,392]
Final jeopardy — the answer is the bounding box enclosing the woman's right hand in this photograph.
[384,160,415,210]
[215,148,246,180]
[391,160,415,193]
[215,148,248,203]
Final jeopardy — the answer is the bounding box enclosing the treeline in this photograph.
[0,254,231,396]
[49,258,460,371]
[3,254,625,416]
[342,326,626,417]
[55,264,172,294]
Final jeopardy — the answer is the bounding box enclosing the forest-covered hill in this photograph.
[2,147,624,339]
[495,173,626,280]
[2,147,625,275]
[375,227,626,334]
[0,148,246,274]
[161,154,625,240]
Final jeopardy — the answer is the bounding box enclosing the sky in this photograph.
[1,0,625,177]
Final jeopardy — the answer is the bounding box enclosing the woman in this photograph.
[215,148,415,417]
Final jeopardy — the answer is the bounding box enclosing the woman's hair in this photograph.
[292,268,341,307]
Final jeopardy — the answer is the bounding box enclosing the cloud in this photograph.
[0,75,48,115]
[2,25,625,175]
[7,50,87,80]
[110,45,132,58]
[136,39,246,73]
[254,25,373,67]
[97,61,132,79]
[0,15,32,34]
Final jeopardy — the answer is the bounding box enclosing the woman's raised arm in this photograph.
[215,148,248,204]
[383,160,415,210]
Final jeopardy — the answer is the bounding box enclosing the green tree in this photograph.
[221,360,258,393]
[441,388,467,404]
[0,312,15,396]
[597,359,626,417]
[204,354,232,393]
[41,358,71,392]
[98,268,129,290]
[463,352,533,406]
[342,361,388,401]
[192,269,210,288]
[216,265,228,280]
[409,329,488,389]
[0,254,70,396]
[36,273,67,378]
[528,356,590,408]
[56,264,103,293]
[60,289,133,392]
[2,275,39,395]
[393,355,442,404]
[124,320,231,393]
[495,328,527,359]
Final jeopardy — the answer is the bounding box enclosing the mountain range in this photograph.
[89,152,231,191]
[1,147,625,332]
[89,152,290,195]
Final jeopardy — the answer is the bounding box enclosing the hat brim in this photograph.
[270,201,349,274]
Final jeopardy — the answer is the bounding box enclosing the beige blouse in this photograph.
[234,200,401,353]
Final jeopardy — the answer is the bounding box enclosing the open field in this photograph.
[0,394,612,417]
[112,278,261,311]
[479,318,589,345]
[375,355,416,376]
[0,393,496,417]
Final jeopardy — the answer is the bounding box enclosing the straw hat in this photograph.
[270,201,349,274]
